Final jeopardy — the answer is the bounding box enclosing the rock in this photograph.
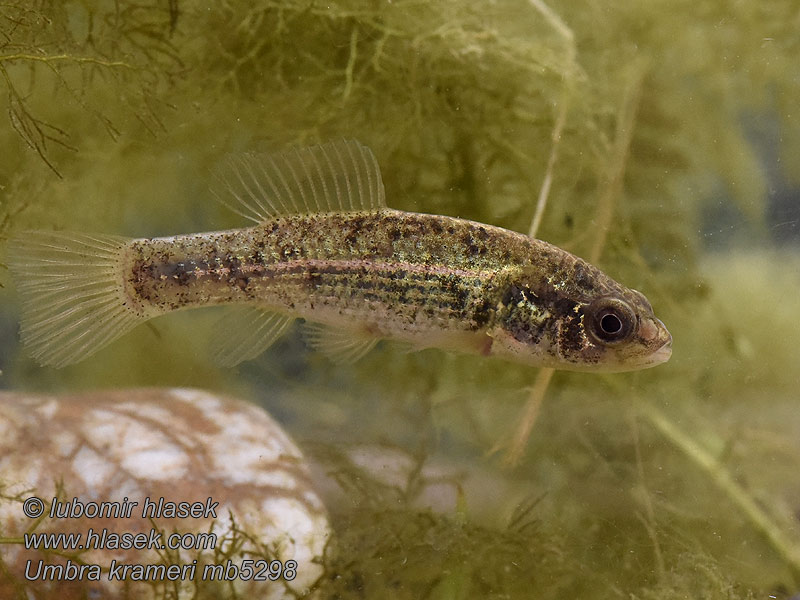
[0,388,329,599]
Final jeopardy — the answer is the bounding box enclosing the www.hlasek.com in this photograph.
[18,496,298,583]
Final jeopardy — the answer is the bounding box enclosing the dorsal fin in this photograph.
[211,139,386,223]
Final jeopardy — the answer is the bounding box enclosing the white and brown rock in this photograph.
[0,388,329,599]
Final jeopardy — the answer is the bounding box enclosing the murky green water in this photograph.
[1,1,799,598]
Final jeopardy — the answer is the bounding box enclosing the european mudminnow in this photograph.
[8,139,671,370]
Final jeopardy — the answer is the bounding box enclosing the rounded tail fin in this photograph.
[8,231,144,367]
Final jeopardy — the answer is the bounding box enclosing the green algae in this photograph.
[1,0,800,598]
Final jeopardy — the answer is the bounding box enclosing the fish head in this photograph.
[489,261,672,372]
[573,288,672,371]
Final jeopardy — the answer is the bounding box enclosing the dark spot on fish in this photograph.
[307,270,323,288]
[558,305,585,354]
[508,314,544,346]
[172,263,193,286]
[205,249,221,274]
[452,282,469,304]
[280,245,299,259]
[390,268,408,281]
[230,273,249,291]
[471,298,493,329]
[554,296,579,318]
[349,215,367,231]
[501,283,529,307]
[462,233,480,256]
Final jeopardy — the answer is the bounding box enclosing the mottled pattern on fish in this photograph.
[126,212,517,331]
[8,140,671,370]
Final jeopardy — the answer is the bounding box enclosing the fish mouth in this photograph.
[636,317,672,367]
[650,338,672,364]
[648,321,673,365]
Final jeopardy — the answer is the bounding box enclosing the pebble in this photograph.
[0,387,329,599]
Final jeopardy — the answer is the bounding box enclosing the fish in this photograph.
[7,139,672,371]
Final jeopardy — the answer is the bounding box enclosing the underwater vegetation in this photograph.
[1,0,800,598]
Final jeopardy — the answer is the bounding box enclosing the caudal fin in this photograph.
[7,231,144,367]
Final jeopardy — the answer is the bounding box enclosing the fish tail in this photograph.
[7,231,146,367]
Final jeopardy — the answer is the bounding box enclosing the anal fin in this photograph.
[211,307,293,367]
[303,323,379,364]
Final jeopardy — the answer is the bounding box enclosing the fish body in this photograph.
[8,140,671,371]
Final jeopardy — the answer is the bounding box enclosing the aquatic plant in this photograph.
[1,0,799,599]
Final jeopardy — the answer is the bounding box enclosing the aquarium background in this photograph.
[1,1,800,598]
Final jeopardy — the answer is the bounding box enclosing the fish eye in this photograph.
[600,313,622,335]
[587,298,636,345]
